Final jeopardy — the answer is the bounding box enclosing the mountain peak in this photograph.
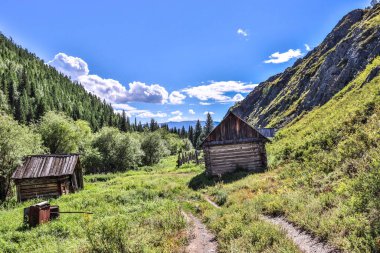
[232,6,380,128]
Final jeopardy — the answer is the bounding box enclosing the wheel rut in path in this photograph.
[203,195,340,253]
[182,211,218,253]
[262,216,341,253]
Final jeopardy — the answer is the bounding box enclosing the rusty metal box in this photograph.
[27,201,51,227]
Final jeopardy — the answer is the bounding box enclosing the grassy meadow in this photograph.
[0,156,300,253]
[0,157,198,253]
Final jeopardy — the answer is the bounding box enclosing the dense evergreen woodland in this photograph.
[0,33,123,130]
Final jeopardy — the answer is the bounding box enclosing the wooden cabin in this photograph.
[12,154,83,202]
[201,112,269,176]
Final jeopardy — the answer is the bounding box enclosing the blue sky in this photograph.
[0,0,369,122]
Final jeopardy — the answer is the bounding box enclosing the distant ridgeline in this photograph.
[0,33,122,130]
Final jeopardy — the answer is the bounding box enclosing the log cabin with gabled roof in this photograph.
[201,111,269,176]
[12,154,83,202]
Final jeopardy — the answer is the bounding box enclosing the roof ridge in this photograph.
[26,153,80,157]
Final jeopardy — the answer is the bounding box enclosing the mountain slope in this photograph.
[0,34,122,130]
[232,5,380,128]
[198,56,380,253]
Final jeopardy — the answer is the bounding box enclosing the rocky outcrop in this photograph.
[232,5,380,128]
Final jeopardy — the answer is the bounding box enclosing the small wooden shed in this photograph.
[12,154,83,202]
[201,112,269,176]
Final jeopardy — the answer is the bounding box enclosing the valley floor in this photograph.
[1,155,376,252]
[0,156,300,253]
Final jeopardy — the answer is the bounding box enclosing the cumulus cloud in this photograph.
[237,28,248,37]
[111,103,137,111]
[137,111,167,118]
[232,93,245,102]
[171,110,182,116]
[264,49,303,64]
[305,44,311,51]
[203,111,215,115]
[183,81,256,103]
[112,103,167,118]
[169,91,186,104]
[48,53,89,80]
[200,102,212,105]
[121,81,168,104]
[188,109,195,115]
[168,110,183,122]
[48,53,169,104]
[77,75,127,103]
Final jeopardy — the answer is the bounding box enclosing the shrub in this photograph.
[141,132,170,165]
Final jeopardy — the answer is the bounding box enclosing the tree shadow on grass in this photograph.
[188,169,259,190]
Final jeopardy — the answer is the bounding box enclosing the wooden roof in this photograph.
[202,111,269,146]
[12,154,80,179]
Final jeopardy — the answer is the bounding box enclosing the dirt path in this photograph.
[182,211,218,253]
[262,216,340,253]
[203,195,339,253]
[204,196,221,209]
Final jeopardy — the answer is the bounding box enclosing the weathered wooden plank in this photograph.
[210,164,264,172]
[209,144,259,150]
[20,192,60,201]
[209,152,261,161]
[209,147,259,156]
[210,164,263,173]
[18,179,58,186]
[209,147,259,155]
[210,162,264,170]
[20,184,59,189]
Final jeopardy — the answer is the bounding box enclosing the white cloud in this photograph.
[171,110,182,116]
[168,115,183,122]
[168,110,183,121]
[237,28,249,37]
[111,103,137,111]
[121,81,168,104]
[183,81,257,103]
[200,102,212,105]
[137,111,167,118]
[204,111,215,115]
[169,91,186,104]
[48,53,169,104]
[78,74,127,103]
[305,44,311,51]
[48,53,89,80]
[112,104,167,118]
[264,49,303,64]
[188,109,195,115]
[232,93,245,102]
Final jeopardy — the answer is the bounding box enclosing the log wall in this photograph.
[204,142,267,176]
[15,176,71,202]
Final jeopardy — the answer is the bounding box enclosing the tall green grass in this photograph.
[0,158,198,253]
[200,57,380,252]
[0,156,302,253]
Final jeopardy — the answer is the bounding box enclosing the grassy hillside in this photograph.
[198,57,380,252]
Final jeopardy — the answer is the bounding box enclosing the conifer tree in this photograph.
[120,110,127,132]
[194,119,203,149]
[188,126,194,147]
[204,112,214,136]
[180,126,186,138]
[126,116,131,132]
